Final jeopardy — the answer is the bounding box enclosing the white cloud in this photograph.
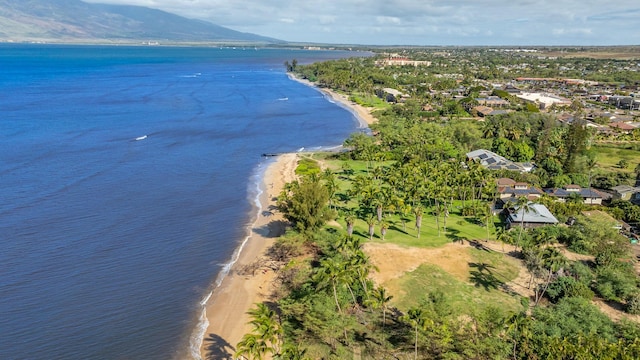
[83,0,640,45]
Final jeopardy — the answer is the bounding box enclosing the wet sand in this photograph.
[199,153,298,360]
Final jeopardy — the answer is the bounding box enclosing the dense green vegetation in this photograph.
[233,50,640,359]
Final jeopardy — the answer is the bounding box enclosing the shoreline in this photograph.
[195,75,376,360]
[287,73,378,127]
[197,153,298,360]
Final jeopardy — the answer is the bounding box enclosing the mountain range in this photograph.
[0,0,281,44]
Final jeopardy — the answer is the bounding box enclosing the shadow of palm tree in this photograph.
[469,262,502,291]
[203,333,235,360]
[389,225,409,235]
[468,239,491,252]
[445,228,466,243]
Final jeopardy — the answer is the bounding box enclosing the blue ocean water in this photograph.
[0,44,366,360]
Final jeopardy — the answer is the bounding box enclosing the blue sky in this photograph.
[86,0,640,45]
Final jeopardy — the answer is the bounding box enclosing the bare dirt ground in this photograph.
[365,239,639,323]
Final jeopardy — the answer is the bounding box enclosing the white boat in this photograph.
[135,135,147,141]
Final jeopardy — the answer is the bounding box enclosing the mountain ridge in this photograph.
[0,0,282,44]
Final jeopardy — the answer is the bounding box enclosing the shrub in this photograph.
[546,276,594,303]
[625,292,640,315]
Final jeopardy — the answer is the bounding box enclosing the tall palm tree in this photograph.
[401,307,430,360]
[366,214,376,241]
[246,303,282,356]
[351,249,376,298]
[379,221,389,241]
[323,168,339,210]
[235,333,268,360]
[370,286,393,328]
[535,248,567,305]
[585,156,598,205]
[314,258,345,314]
[414,205,423,239]
[504,312,531,359]
[345,213,356,237]
[514,196,533,251]
[479,205,493,242]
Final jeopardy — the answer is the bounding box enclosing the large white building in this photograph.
[516,92,572,110]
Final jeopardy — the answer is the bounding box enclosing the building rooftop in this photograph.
[467,149,532,172]
[509,203,559,224]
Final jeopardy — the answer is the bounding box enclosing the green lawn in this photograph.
[322,158,499,247]
[389,249,524,315]
[590,145,640,174]
[318,154,525,317]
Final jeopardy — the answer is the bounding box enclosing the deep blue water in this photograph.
[0,44,366,360]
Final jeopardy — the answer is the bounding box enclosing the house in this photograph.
[467,149,533,172]
[476,96,510,108]
[611,185,640,201]
[505,203,559,229]
[472,105,494,117]
[498,181,544,200]
[544,185,604,205]
[609,122,637,134]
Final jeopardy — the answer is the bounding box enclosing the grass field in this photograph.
[388,249,524,315]
[313,153,527,319]
[590,145,640,174]
[321,158,498,247]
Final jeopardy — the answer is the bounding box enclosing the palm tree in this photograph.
[535,248,567,305]
[235,333,268,360]
[314,258,345,313]
[370,286,393,328]
[399,203,411,232]
[479,205,493,242]
[401,307,430,360]
[496,227,514,252]
[323,168,339,210]
[504,312,531,359]
[247,303,282,354]
[414,205,423,239]
[514,196,533,251]
[379,221,389,241]
[345,213,356,237]
[351,249,376,298]
[275,344,308,360]
[585,157,598,204]
[366,214,376,241]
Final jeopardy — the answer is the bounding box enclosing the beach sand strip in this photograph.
[199,153,297,359]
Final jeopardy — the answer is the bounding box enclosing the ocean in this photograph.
[0,44,367,359]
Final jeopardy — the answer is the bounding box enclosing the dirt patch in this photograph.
[365,240,537,300]
[364,242,473,285]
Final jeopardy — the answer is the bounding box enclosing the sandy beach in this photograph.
[288,74,378,126]
[198,76,376,360]
[199,153,298,359]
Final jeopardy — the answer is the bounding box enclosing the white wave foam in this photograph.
[187,161,269,360]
